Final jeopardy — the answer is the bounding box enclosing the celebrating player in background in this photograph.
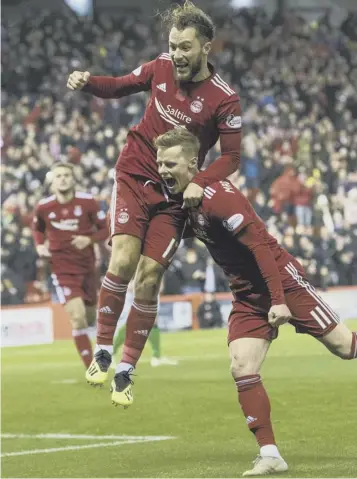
[155,127,357,477]
[67,0,241,407]
[32,163,109,369]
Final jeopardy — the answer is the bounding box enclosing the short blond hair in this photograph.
[155,127,200,157]
[50,162,75,174]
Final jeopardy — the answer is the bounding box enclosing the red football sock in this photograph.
[121,298,157,367]
[349,332,357,359]
[96,272,129,345]
[235,374,276,447]
[73,329,93,368]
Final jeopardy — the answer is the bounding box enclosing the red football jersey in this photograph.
[188,181,295,304]
[83,53,242,187]
[32,192,108,275]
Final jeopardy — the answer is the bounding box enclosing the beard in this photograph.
[190,55,203,80]
[179,54,203,83]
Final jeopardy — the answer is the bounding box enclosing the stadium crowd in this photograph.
[2,6,357,305]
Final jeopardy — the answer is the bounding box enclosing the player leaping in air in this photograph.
[67,1,242,407]
[155,127,357,477]
[32,163,109,370]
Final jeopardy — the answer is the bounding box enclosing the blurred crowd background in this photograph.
[2,1,357,305]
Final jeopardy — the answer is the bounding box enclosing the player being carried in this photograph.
[67,0,242,407]
[33,163,109,369]
[155,127,357,477]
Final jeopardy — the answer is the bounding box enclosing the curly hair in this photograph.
[161,0,215,42]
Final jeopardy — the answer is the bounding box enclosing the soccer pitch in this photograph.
[2,321,357,478]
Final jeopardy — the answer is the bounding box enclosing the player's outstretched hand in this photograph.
[67,71,90,91]
[268,304,292,327]
[71,235,92,250]
[36,245,51,258]
[183,183,204,209]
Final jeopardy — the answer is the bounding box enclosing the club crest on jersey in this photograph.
[118,208,129,224]
[226,114,242,129]
[48,212,56,219]
[190,100,203,114]
[74,205,82,217]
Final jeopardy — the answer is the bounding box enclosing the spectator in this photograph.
[180,245,207,294]
[197,293,223,330]
[270,166,300,225]
[2,6,357,302]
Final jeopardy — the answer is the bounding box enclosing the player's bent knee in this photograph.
[229,337,269,378]
[134,256,165,300]
[331,340,354,360]
[109,234,142,279]
[320,323,355,360]
[230,357,260,377]
[64,297,87,330]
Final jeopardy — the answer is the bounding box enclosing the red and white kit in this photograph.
[33,192,108,305]
[187,180,340,342]
[82,53,242,266]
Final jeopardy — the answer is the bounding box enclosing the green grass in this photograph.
[2,321,357,478]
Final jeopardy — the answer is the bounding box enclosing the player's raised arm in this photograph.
[192,96,242,188]
[66,59,156,98]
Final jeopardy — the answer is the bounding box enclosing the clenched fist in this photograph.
[268,304,292,328]
[67,71,90,91]
[183,183,204,208]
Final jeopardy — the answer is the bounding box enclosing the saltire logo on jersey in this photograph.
[51,219,79,231]
[223,213,244,232]
[154,98,192,126]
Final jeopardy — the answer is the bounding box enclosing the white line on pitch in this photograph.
[1,433,173,440]
[1,437,175,458]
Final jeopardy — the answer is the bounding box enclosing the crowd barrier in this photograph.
[1,287,357,347]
